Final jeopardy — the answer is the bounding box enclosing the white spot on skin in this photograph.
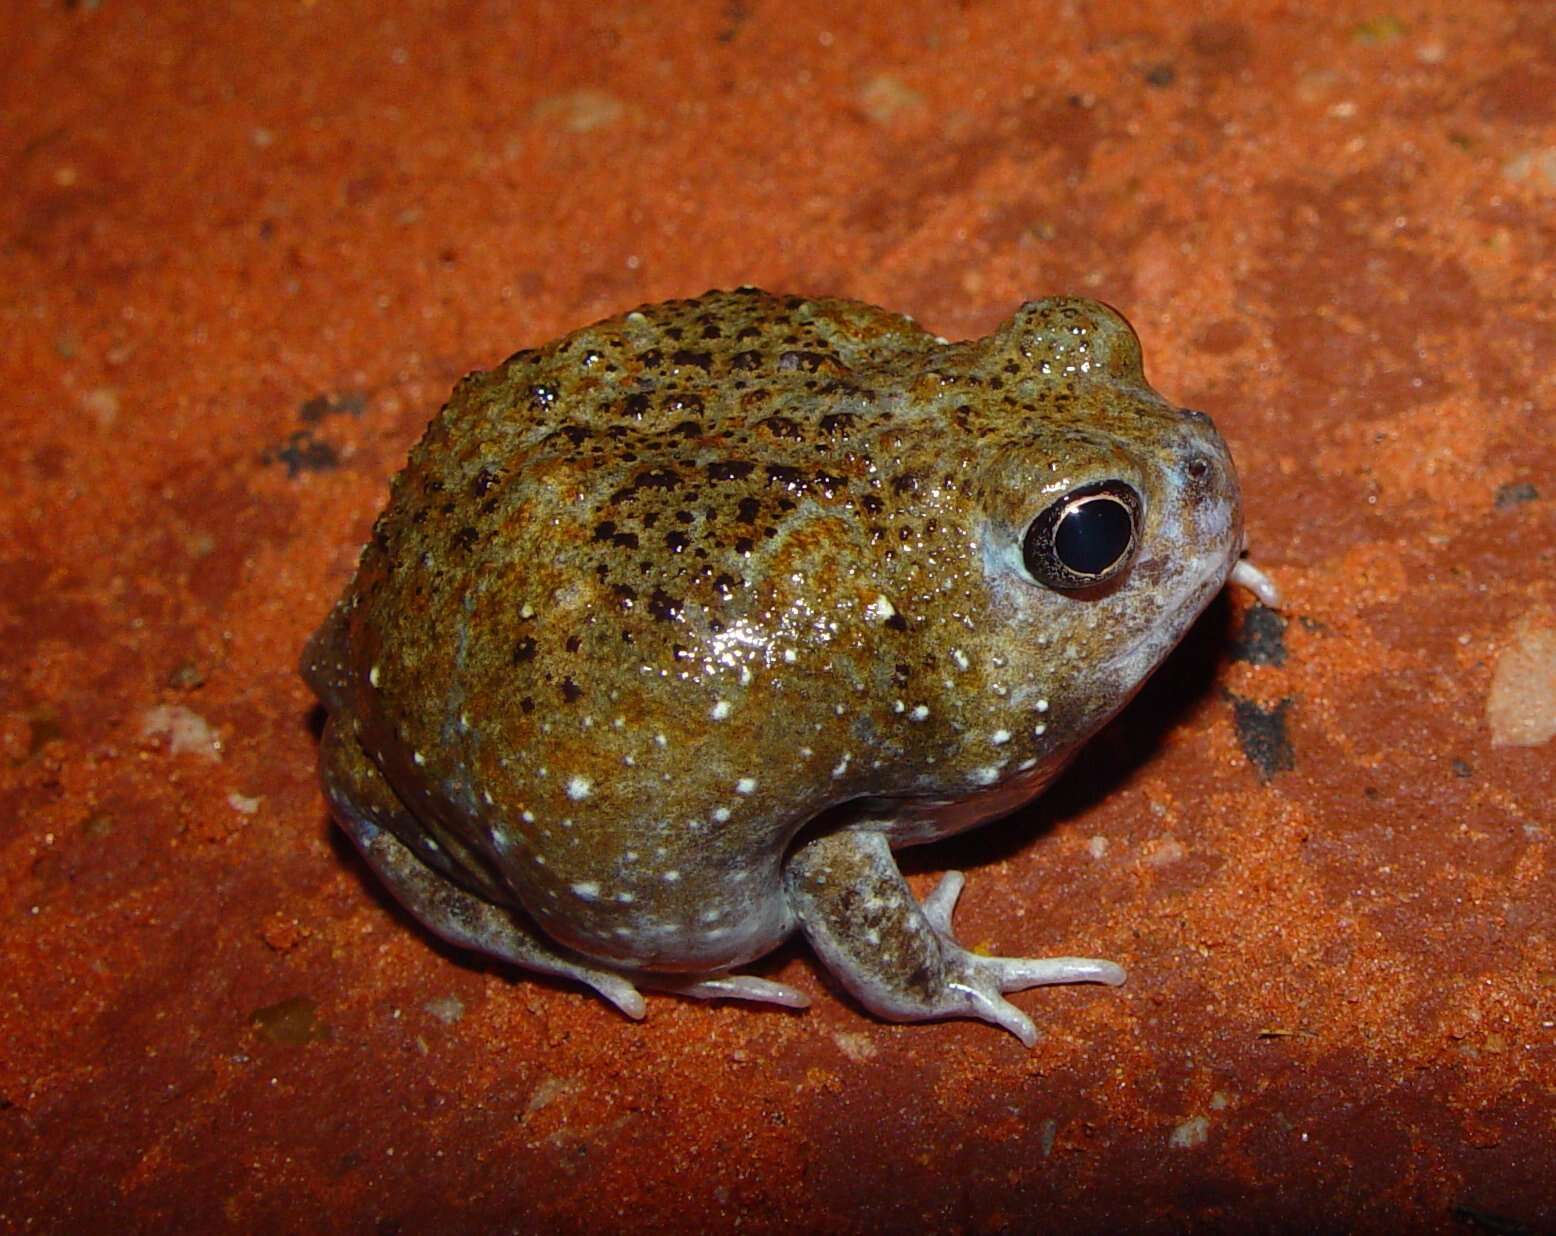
[991,729,1011,745]
[712,806,732,823]
[521,810,536,824]
[832,753,851,778]
[566,776,592,801]
[617,892,635,904]
[711,699,733,720]
[654,733,668,748]
[910,705,930,722]
[663,870,681,882]
[972,764,1004,785]
[412,750,426,767]
[369,664,381,688]
[951,648,971,671]
[520,602,535,619]
[893,700,906,713]
[783,648,797,663]
[1034,723,1047,737]
[866,595,896,622]
[739,665,753,687]
[735,777,757,795]
[1036,698,1050,713]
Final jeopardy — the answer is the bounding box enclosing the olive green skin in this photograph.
[305,288,1242,984]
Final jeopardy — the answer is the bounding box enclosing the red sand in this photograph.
[3,2,1554,1231]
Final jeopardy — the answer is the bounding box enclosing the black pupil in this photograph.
[1053,497,1133,576]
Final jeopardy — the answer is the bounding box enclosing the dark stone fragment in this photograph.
[1230,605,1287,667]
[1229,694,1294,781]
[263,430,340,477]
[1494,481,1539,509]
[298,390,366,423]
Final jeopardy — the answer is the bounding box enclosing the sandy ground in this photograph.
[2,1,1554,1231]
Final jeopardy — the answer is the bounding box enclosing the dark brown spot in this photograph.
[635,468,680,490]
[707,460,755,482]
[649,589,684,622]
[565,634,582,653]
[776,350,833,372]
[666,393,704,415]
[622,393,650,420]
[730,350,762,371]
[513,637,537,663]
[756,415,802,439]
[560,677,583,703]
[665,531,689,552]
[765,464,806,490]
[671,349,713,370]
[471,467,499,496]
[736,497,760,524]
[450,526,479,552]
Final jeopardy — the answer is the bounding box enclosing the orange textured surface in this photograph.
[4,2,1555,1231]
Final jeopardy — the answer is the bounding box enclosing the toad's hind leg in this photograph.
[784,830,1125,1046]
[317,718,647,1018]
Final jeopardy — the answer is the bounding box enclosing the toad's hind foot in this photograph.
[640,973,810,1008]
[321,718,648,1019]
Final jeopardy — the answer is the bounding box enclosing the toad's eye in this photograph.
[1022,480,1142,591]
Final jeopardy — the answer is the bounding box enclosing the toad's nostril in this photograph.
[1187,456,1210,480]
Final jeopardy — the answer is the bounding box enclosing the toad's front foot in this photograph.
[919,871,1125,1045]
[784,830,1125,1047]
